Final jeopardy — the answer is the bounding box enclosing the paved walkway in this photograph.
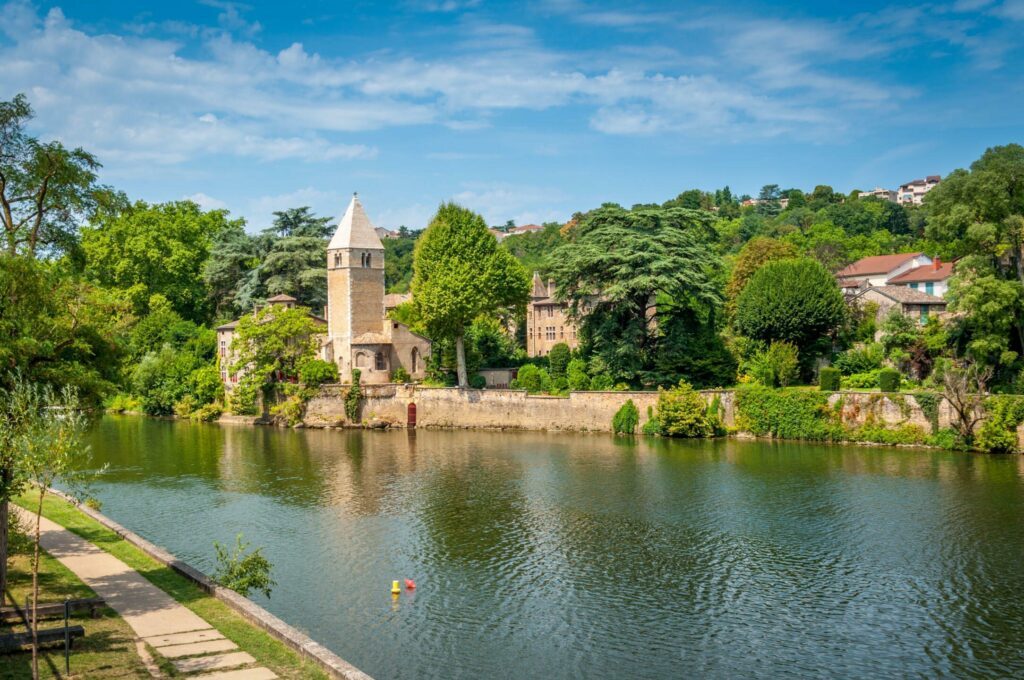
[14,507,277,679]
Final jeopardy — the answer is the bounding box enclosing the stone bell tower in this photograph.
[326,193,385,373]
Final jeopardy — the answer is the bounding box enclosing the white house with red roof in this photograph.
[834,252,933,291]
[886,258,955,298]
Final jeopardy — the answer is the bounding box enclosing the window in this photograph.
[547,306,553,318]
[920,306,929,324]
[230,374,238,383]
[546,326,556,340]
[333,252,342,268]
[375,352,386,371]
[909,282,918,290]
[925,281,934,295]
[411,348,420,373]
[560,326,564,338]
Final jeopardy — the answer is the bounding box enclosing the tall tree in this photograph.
[756,184,782,216]
[725,237,798,318]
[259,207,332,311]
[412,203,529,387]
[548,203,722,385]
[82,200,241,323]
[0,94,102,258]
[204,221,259,320]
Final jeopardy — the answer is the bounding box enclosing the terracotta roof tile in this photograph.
[835,252,923,278]
[887,261,954,284]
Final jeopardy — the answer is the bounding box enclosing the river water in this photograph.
[75,416,1024,679]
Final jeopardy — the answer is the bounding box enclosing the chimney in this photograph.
[933,257,941,271]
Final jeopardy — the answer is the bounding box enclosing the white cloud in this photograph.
[243,187,338,231]
[451,182,566,225]
[184,192,228,210]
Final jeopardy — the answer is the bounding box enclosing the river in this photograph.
[75,416,1024,679]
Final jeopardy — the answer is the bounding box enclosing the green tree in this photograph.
[566,358,590,391]
[0,94,101,258]
[756,184,782,216]
[412,203,530,387]
[735,258,846,364]
[501,223,565,272]
[229,304,321,410]
[548,342,571,378]
[548,203,722,386]
[725,237,798,317]
[212,533,276,598]
[204,220,259,320]
[259,207,332,311]
[82,200,241,323]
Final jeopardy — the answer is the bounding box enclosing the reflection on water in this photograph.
[78,416,1024,679]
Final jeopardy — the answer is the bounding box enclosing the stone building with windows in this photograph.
[217,194,430,390]
[526,273,581,357]
[322,194,431,384]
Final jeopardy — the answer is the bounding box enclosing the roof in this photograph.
[835,253,922,278]
[384,292,411,309]
[856,285,947,305]
[328,194,384,251]
[266,293,297,303]
[351,332,390,345]
[887,260,954,284]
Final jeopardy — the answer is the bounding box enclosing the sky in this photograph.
[2,0,1023,231]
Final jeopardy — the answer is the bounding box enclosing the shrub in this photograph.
[976,396,1024,454]
[819,367,841,391]
[550,376,569,394]
[913,392,941,434]
[6,510,32,555]
[345,369,362,422]
[212,533,276,599]
[747,341,799,387]
[270,393,305,426]
[841,370,881,389]
[566,359,590,391]
[878,368,901,392]
[657,380,718,438]
[612,399,639,435]
[846,423,927,446]
[833,343,884,375]
[191,402,223,422]
[925,428,962,450]
[512,364,551,393]
[299,358,339,386]
[469,374,487,389]
[189,364,225,405]
[735,386,841,441]
[548,343,571,378]
[104,393,141,413]
[641,405,663,435]
[391,366,412,383]
[589,373,614,390]
[173,395,197,418]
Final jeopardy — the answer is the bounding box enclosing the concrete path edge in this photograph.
[44,487,373,680]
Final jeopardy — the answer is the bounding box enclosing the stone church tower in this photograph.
[324,194,431,384]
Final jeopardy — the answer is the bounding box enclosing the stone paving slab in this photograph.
[16,508,212,638]
[158,638,238,658]
[197,668,278,680]
[172,650,256,673]
[145,628,224,647]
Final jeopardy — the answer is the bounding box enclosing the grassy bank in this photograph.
[13,490,329,680]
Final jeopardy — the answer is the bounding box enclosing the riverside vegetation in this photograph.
[2,91,1024,451]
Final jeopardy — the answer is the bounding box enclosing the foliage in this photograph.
[819,367,841,391]
[413,203,530,386]
[735,386,841,441]
[841,370,881,389]
[549,203,722,386]
[725,237,797,317]
[735,258,846,364]
[469,374,487,389]
[229,304,320,404]
[612,399,640,435]
[391,366,412,383]
[925,428,962,450]
[566,358,590,391]
[191,402,223,423]
[846,423,927,446]
[511,364,551,393]
[746,341,799,387]
[345,369,362,423]
[589,373,614,390]
[976,396,1024,454]
[501,223,565,272]
[212,533,276,599]
[299,358,339,387]
[878,368,901,392]
[258,207,332,311]
[942,360,992,444]
[912,392,942,434]
[641,405,663,436]
[834,343,885,375]
[656,380,721,437]
[548,342,571,378]
[646,306,737,389]
[384,232,420,293]
[82,199,241,323]
[104,393,141,413]
[0,93,102,258]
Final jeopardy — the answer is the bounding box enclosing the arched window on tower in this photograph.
[333,252,341,268]
[364,253,372,268]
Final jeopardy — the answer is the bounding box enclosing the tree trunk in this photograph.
[31,492,44,680]
[0,496,7,608]
[455,335,468,388]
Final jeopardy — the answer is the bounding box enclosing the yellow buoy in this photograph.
[391,580,401,595]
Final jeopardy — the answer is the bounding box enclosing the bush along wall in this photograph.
[735,386,842,441]
[819,367,841,392]
[612,399,639,435]
[878,368,901,393]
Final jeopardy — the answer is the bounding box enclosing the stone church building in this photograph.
[321,194,430,384]
[218,194,430,389]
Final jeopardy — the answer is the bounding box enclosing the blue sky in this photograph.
[2,0,1023,230]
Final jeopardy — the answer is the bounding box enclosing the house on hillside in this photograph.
[835,252,934,293]
[854,286,947,333]
[858,187,897,202]
[885,258,955,298]
[897,176,941,205]
[526,273,581,357]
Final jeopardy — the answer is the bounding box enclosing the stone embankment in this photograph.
[303,384,987,436]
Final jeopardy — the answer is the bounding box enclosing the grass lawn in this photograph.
[14,490,330,680]
[1,550,151,679]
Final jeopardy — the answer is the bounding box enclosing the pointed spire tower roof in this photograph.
[328,193,384,250]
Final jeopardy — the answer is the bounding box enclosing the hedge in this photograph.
[878,368,901,392]
[819,367,841,392]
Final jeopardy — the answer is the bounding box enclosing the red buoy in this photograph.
[404,579,416,590]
